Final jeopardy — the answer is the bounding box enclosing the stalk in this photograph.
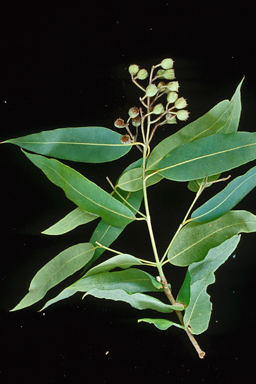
[141,96,205,359]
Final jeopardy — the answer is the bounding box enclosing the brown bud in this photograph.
[114,118,126,129]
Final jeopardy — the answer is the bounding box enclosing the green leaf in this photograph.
[3,127,132,163]
[147,79,243,171]
[219,77,244,134]
[189,234,240,283]
[183,272,215,335]
[148,105,232,172]
[117,167,162,192]
[10,243,95,311]
[40,289,77,311]
[138,318,184,330]
[71,268,163,293]
[158,132,256,182]
[191,166,256,223]
[86,190,143,269]
[23,151,135,227]
[168,210,256,266]
[177,235,240,307]
[84,254,143,277]
[42,207,99,235]
[85,289,173,313]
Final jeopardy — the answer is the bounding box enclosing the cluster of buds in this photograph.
[115,58,189,146]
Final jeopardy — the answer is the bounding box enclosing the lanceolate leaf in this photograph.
[168,210,256,266]
[147,79,243,171]
[191,166,256,223]
[219,77,244,134]
[177,235,240,307]
[40,289,77,311]
[42,207,99,235]
[158,132,256,182]
[3,127,132,163]
[85,289,173,313]
[10,243,95,311]
[138,318,184,330]
[147,100,231,170]
[84,254,143,277]
[71,269,163,293]
[183,272,215,335]
[23,151,135,227]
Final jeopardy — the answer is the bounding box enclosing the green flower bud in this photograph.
[128,64,139,75]
[132,116,141,127]
[137,69,148,80]
[175,97,188,109]
[145,84,158,97]
[128,107,139,118]
[163,69,175,80]
[152,103,164,115]
[157,81,166,92]
[114,118,126,128]
[161,58,174,70]
[167,91,178,104]
[167,81,179,92]
[176,110,189,121]
[156,69,165,78]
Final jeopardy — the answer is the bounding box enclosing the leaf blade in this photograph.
[168,210,256,266]
[23,151,135,227]
[4,127,132,163]
[11,243,95,311]
[191,166,256,223]
[85,289,173,313]
[158,132,256,182]
[138,318,184,330]
[71,269,163,293]
[42,207,99,235]
[183,272,215,335]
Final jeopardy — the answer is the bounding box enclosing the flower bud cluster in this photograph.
[128,64,148,80]
[116,58,189,143]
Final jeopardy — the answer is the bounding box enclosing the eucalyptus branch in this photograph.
[3,58,247,360]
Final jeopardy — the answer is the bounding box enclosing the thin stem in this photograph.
[160,179,207,264]
[95,242,123,255]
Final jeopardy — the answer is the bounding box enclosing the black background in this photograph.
[1,1,256,383]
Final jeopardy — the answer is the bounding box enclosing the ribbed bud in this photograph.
[114,118,126,128]
[128,107,139,118]
[175,97,188,109]
[137,69,148,80]
[128,64,139,75]
[152,103,164,115]
[167,91,178,104]
[157,81,166,92]
[176,110,189,121]
[156,69,165,78]
[132,116,141,127]
[145,84,158,97]
[161,58,174,70]
[167,81,179,92]
[163,69,175,80]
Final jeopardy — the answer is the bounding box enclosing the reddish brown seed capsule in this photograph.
[121,134,132,143]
